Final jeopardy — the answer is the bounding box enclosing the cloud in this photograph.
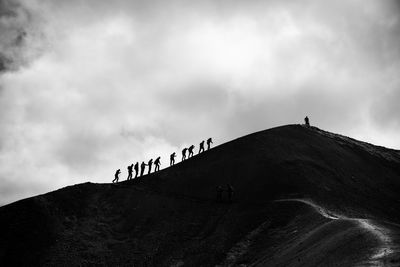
[0,0,47,73]
[0,0,399,205]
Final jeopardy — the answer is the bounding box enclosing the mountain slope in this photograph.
[1,124,400,266]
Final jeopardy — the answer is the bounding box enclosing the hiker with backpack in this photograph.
[113,169,121,183]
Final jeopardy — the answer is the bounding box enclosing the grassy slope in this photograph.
[0,124,400,266]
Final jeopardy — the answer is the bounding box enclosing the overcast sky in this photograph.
[0,0,399,205]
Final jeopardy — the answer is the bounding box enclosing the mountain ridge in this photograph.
[1,124,399,266]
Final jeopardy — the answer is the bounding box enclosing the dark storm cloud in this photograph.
[0,0,46,73]
[0,0,400,205]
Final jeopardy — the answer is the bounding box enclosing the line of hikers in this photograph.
[112,138,213,183]
[171,137,213,166]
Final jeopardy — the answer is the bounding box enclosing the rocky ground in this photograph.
[1,124,399,266]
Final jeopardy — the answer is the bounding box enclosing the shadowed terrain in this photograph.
[1,124,400,266]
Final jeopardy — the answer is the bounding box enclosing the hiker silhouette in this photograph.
[147,159,153,174]
[198,140,205,154]
[113,169,121,183]
[170,152,176,166]
[188,145,195,158]
[227,184,234,203]
[182,147,188,161]
[134,162,139,178]
[154,157,161,171]
[127,164,133,180]
[207,138,213,150]
[140,161,147,177]
[304,116,310,127]
[216,185,224,202]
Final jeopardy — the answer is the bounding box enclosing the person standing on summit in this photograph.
[188,145,195,158]
[198,140,205,154]
[170,152,176,166]
[207,138,213,150]
[304,116,310,127]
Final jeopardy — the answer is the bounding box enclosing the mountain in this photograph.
[1,124,399,266]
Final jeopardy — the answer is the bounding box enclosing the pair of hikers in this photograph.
[216,184,234,203]
[124,162,140,181]
[137,157,161,177]
[181,145,194,161]
[181,138,213,161]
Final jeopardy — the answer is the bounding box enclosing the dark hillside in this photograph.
[1,125,399,266]
[140,125,400,221]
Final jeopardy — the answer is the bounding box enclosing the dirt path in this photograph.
[275,198,399,266]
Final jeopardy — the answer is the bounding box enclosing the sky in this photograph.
[0,0,400,205]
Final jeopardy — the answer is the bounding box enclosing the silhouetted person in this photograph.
[216,186,223,203]
[140,161,147,177]
[127,164,133,180]
[188,145,195,158]
[170,152,176,166]
[227,184,234,203]
[113,169,121,183]
[148,159,153,174]
[134,162,139,178]
[198,140,205,154]
[304,116,310,127]
[154,157,161,171]
[182,147,188,161]
[207,138,213,150]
